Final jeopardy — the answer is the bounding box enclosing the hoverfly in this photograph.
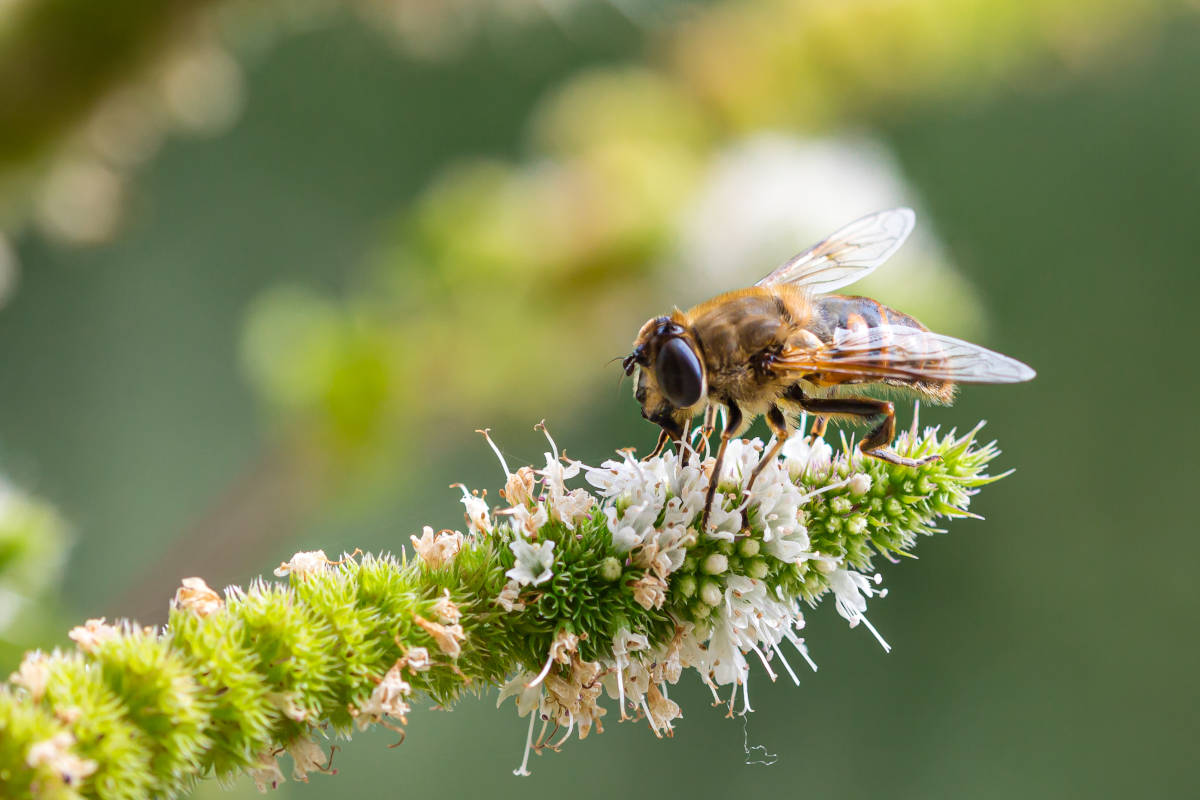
[622,208,1035,527]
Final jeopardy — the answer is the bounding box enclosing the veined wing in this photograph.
[775,325,1036,384]
[756,208,915,294]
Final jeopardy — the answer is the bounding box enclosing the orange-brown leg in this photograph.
[643,429,671,461]
[785,389,938,468]
[700,402,742,531]
[857,400,940,467]
[808,415,828,441]
[741,405,791,529]
[745,407,790,494]
[692,404,717,458]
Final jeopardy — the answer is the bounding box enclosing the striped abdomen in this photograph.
[806,294,954,402]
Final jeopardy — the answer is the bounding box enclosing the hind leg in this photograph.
[784,387,938,467]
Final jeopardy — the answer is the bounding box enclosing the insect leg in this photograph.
[741,405,792,530]
[700,401,743,531]
[787,393,939,468]
[857,400,940,467]
[692,404,717,458]
[643,429,671,461]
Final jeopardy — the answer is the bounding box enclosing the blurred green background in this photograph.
[0,0,1196,797]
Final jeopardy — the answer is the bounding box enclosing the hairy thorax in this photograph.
[684,288,799,417]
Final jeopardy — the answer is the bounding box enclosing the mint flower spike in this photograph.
[0,420,1007,797]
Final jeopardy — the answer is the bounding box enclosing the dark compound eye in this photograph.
[655,337,704,408]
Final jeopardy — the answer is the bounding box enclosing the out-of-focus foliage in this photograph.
[0,479,69,653]
[0,0,237,246]
[240,67,710,466]
[238,0,1176,479]
[670,0,1171,132]
[0,0,1177,248]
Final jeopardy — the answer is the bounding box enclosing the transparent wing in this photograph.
[775,325,1036,384]
[756,208,916,293]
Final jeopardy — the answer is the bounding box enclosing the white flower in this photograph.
[764,525,813,564]
[10,651,50,701]
[268,691,310,722]
[584,451,645,498]
[506,538,556,587]
[643,682,681,737]
[535,424,583,515]
[402,647,431,672]
[414,615,465,658]
[287,737,331,781]
[356,660,413,729]
[603,498,660,553]
[68,618,120,653]
[409,527,463,569]
[605,625,665,722]
[827,565,891,652]
[172,577,223,617]
[717,438,761,489]
[706,611,750,688]
[548,629,579,664]
[828,567,877,620]
[456,485,492,534]
[704,503,742,541]
[631,573,667,610]
[603,508,643,554]
[249,752,285,792]
[612,627,650,658]
[495,579,526,612]
[274,550,332,578]
[499,502,549,538]
[553,488,595,529]
[503,466,537,506]
[430,590,462,624]
[497,672,543,718]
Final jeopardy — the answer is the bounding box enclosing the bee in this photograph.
[622,208,1035,527]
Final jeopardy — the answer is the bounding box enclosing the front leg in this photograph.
[691,404,717,458]
[700,401,743,532]
[644,407,690,462]
[644,429,671,461]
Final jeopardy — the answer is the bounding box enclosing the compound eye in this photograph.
[655,338,704,408]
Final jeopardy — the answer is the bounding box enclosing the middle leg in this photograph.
[740,405,792,530]
[699,401,742,531]
[744,405,791,496]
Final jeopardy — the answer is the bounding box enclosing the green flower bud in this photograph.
[599,556,623,582]
[738,538,760,558]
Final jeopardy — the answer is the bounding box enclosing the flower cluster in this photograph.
[0,422,1004,797]
[485,422,1001,772]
